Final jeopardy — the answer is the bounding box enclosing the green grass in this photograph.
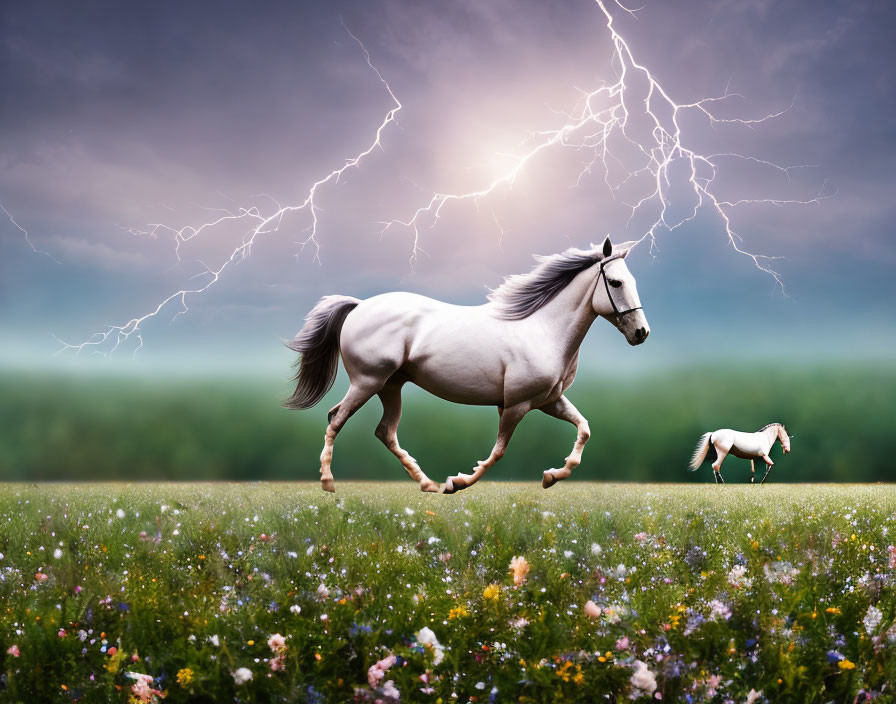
[1,365,895,482]
[1,483,895,703]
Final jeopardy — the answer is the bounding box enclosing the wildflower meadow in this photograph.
[1,482,894,703]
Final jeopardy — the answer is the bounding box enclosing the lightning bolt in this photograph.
[57,25,400,357]
[379,0,831,288]
[1,203,60,263]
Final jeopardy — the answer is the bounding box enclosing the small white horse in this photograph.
[285,237,650,493]
[689,423,791,484]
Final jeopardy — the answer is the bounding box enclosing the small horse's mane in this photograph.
[488,244,633,320]
[759,422,783,432]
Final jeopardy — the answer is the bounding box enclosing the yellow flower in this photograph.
[176,668,194,686]
[448,605,470,620]
[838,659,856,670]
[750,541,760,550]
[826,607,842,615]
[483,584,501,601]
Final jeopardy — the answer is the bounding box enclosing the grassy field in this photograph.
[1,365,894,483]
[1,483,894,703]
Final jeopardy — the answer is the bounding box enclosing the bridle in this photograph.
[596,254,643,318]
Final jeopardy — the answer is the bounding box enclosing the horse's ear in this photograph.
[602,236,613,257]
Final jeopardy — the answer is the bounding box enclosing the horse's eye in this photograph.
[609,279,623,288]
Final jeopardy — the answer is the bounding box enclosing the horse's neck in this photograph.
[528,265,599,357]
[762,426,779,447]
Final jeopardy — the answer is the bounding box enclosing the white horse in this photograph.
[689,423,791,484]
[285,237,650,493]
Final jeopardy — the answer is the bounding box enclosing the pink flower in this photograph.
[270,655,285,672]
[34,572,48,583]
[584,600,602,619]
[367,654,397,687]
[127,674,155,703]
[509,556,530,586]
[73,585,82,594]
[7,645,20,658]
[57,629,66,638]
[267,633,287,653]
[615,636,630,650]
[888,545,896,569]
[634,532,648,543]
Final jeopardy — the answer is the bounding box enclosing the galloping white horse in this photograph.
[689,423,791,484]
[285,237,650,493]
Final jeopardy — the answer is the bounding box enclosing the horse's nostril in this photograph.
[635,327,648,340]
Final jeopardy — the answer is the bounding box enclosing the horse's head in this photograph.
[777,424,791,453]
[591,237,650,346]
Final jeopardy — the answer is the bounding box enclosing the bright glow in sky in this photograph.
[1,0,894,372]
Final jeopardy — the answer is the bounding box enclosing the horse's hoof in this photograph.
[542,470,558,489]
[420,480,440,493]
[442,476,469,494]
[321,478,335,493]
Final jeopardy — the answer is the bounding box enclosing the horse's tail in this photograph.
[283,295,361,410]
[688,432,713,470]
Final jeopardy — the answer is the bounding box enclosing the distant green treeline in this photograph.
[0,365,893,483]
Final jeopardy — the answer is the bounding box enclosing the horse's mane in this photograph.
[488,246,618,320]
[758,422,783,431]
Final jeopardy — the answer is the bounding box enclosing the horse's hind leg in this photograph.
[538,395,590,489]
[375,384,439,492]
[443,403,528,493]
[711,444,729,484]
[750,459,755,484]
[319,380,380,492]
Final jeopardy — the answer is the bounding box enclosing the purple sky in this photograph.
[1,0,893,373]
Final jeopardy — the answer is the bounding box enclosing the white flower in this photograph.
[746,689,763,704]
[404,507,415,515]
[615,564,627,579]
[727,564,753,589]
[289,605,302,615]
[116,509,125,519]
[630,660,657,694]
[381,679,400,700]
[53,548,63,559]
[316,583,330,601]
[709,599,732,621]
[207,634,220,647]
[232,667,253,685]
[590,543,602,556]
[415,626,445,665]
[267,633,286,652]
[563,550,574,559]
[864,605,883,634]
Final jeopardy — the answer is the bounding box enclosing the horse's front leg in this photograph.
[442,403,529,494]
[759,453,774,484]
[537,395,590,489]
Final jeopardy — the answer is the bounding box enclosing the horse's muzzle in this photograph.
[630,326,649,345]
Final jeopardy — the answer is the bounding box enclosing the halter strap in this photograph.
[597,258,643,317]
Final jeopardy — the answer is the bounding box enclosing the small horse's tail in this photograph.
[283,295,361,410]
[689,432,713,470]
